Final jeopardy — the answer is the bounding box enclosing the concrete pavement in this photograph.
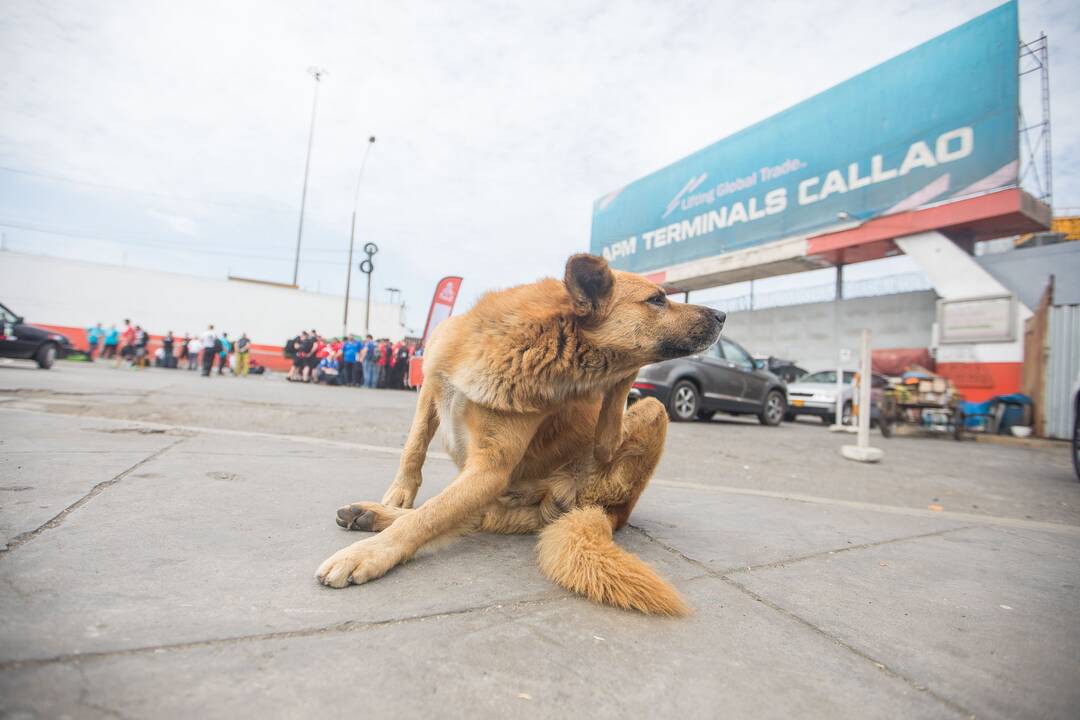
[1,361,1077,718]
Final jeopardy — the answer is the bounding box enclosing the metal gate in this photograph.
[1044,304,1080,439]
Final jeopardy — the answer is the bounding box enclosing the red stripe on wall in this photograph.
[33,323,292,372]
[937,362,1022,403]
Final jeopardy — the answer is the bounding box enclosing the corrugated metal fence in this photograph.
[1044,304,1080,439]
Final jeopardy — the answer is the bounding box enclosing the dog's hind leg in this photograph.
[537,398,685,615]
[579,396,667,530]
[380,378,441,509]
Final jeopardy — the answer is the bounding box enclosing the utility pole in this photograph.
[292,66,327,287]
[343,136,377,337]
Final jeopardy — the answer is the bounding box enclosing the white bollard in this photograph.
[835,362,844,425]
[829,349,856,433]
[842,328,884,463]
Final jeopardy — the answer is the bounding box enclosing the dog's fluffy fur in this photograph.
[317,254,724,615]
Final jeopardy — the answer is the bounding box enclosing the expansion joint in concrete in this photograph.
[625,523,978,719]
[0,435,189,556]
[0,595,563,672]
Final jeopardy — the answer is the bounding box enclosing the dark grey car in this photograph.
[629,336,788,425]
[0,302,74,369]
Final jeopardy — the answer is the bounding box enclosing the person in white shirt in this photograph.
[186,338,202,371]
[200,325,217,377]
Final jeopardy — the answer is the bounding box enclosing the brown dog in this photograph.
[316,254,724,614]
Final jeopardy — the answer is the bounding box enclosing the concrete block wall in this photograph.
[718,290,938,372]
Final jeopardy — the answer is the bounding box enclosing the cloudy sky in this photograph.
[1,0,1076,331]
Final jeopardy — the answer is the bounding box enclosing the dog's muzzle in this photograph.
[656,307,725,359]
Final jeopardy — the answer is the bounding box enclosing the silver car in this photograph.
[785,370,887,425]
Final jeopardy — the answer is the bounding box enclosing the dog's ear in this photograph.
[564,254,614,316]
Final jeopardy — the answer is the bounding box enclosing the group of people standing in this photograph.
[85,321,255,377]
[86,320,151,367]
[285,331,414,389]
[190,325,254,377]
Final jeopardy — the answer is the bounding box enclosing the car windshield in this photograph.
[799,371,856,384]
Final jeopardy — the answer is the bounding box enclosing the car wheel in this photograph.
[36,343,56,369]
[758,390,786,426]
[667,380,699,422]
[1073,400,1080,482]
[841,401,853,426]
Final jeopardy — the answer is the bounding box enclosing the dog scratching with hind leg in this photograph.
[317,253,724,615]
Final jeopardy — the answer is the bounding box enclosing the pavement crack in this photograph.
[721,525,978,575]
[0,435,189,556]
[625,522,977,719]
[75,663,132,720]
[721,574,976,718]
[0,596,564,671]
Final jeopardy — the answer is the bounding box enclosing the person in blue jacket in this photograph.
[86,323,103,361]
[342,335,361,387]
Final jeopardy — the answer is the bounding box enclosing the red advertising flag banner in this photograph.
[420,276,463,350]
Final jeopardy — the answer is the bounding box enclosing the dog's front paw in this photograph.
[381,482,417,509]
[316,538,401,588]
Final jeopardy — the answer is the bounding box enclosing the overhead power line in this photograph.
[0,163,293,215]
[0,218,353,266]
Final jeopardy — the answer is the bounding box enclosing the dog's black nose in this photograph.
[712,309,726,326]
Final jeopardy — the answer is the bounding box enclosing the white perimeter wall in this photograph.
[0,251,408,345]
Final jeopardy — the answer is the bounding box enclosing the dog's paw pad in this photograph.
[336,504,377,531]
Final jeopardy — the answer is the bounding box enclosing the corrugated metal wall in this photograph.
[1044,304,1080,439]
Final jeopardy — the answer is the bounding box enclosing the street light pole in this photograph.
[292,66,327,287]
[343,136,377,337]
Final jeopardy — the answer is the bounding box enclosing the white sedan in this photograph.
[785,370,887,425]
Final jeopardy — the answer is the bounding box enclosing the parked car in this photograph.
[785,369,888,425]
[629,336,787,425]
[753,355,807,384]
[0,302,74,369]
[1072,370,1080,482]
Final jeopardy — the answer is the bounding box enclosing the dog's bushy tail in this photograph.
[536,506,689,616]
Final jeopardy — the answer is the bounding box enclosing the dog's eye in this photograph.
[646,293,667,307]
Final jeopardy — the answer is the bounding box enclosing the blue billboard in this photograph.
[590,1,1019,274]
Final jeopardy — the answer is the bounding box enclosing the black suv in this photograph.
[0,302,74,369]
[630,336,788,425]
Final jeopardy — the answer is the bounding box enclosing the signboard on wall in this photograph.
[938,295,1016,344]
[590,1,1020,275]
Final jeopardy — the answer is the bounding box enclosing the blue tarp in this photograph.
[960,394,1032,431]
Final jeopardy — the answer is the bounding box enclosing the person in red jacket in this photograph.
[375,339,390,388]
[115,319,135,368]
